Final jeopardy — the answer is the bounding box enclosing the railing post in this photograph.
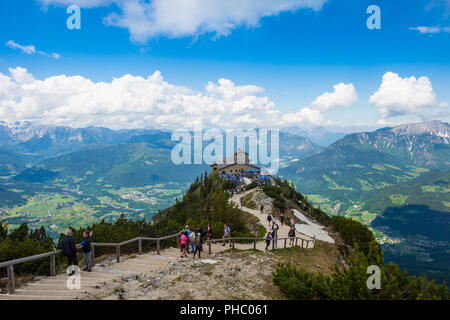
[284,238,287,248]
[295,238,298,246]
[301,239,304,248]
[208,241,212,255]
[157,239,160,255]
[232,239,235,249]
[253,239,256,250]
[138,238,142,255]
[7,265,15,294]
[50,254,56,277]
[116,245,120,263]
[91,245,95,267]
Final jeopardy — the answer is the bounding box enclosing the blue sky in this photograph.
[0,0,449,131]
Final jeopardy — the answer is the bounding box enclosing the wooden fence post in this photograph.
[301,239,304,248]
[295,238,298,246]
[138,238,142,255]
[91,245,95,267]
[7,265,15,294]
[272,237,275,250]
[208,241,212,255]
[284,238,287,248]
[50,254,56,277]
[116,245,120,263]
[253,239,256,250]
[306,240,309,249]
[232,239,235,249]
[157,239,160,255]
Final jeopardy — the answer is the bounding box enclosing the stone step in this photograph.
[36,278,105,286]
[25,283,100,290]
[0,294,75,300]
[12,289,88,297]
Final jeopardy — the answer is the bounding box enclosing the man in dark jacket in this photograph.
[195,225,206,246]
[61,229,78,273]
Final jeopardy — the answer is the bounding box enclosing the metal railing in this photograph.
[206,236,314,254]
[0,233,315,295]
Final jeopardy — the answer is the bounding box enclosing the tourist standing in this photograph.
[265,232,272,251]
[222,224,232,247]
[290,217,295,228]
[193,232,202,259]
[180,232,188,258]
[272,222,279,249]
[189,229,195,254]
[288,227,296,246]
[206,224,213,241]
[76,230,93,272]
[61,229,78,275]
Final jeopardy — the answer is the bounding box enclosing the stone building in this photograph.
[210,151,260,175]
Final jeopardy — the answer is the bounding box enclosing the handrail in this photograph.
[0,232,315,295]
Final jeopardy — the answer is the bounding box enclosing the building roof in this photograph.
[210,151,250,166]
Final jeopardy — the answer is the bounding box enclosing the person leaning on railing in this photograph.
[76,230,93,272]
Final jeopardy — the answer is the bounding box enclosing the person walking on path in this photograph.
[290,217,295,228]
[288,227,296,246]
[206,224,213,241]
[180,232,188,258]
[189,228,195,254]
[265,232,272,251]
[267,214,272,227]
[193,232,202,259]
[260,204,264,215]
[179,225,190,252]
[280,213,285,226]
[77,230,93,272]
[61,229,78,275]
[221,224,232,247]
[272,221,279,249]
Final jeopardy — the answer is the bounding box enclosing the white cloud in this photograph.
[409,26,450,34]
[310,82,357,111]
[369,72,437,118]
[279,83,357,126]
[0,67,359,130]
[39,0,328,43]
[0,67,283,129]
[440,101,449,107]
[6,40,36,54]
[6,40,61,59]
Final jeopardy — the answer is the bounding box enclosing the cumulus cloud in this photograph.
[0,67,283,129]
[310,82,357,111]
[6,40,61,59]
[0,67,358,130]
[280,82,357,125]
[38,0,328,43]
[369,72,437,118]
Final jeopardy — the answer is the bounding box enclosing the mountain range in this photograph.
[0,119,448,281]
